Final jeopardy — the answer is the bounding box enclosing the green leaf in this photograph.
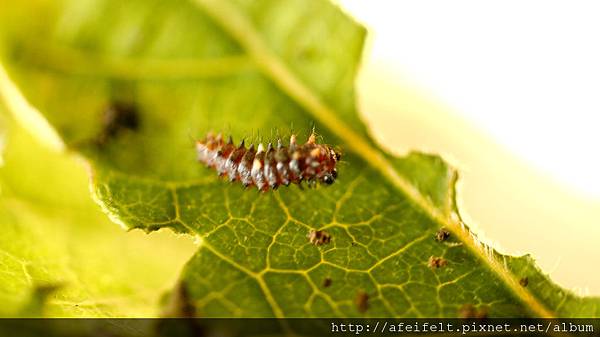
[1,0,598,318]
[0,108,196,317]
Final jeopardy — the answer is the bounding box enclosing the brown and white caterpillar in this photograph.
[196,131,341,191]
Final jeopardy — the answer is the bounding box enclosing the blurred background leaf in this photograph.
[0,103,196,317]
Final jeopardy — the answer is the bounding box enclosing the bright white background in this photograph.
[339,0,600,294]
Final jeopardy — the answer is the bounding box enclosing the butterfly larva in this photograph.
[196,131,341,191]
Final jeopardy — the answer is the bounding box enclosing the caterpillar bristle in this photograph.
[307,132,316,144]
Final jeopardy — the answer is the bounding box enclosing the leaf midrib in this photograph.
[191,0,554,318]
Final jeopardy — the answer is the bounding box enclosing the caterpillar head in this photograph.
[318,148,341,185]
[321,168,338,185]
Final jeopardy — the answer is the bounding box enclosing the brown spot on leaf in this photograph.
[156,282,207,336]
[428,256,448,269]
[519,277,529,287]
[18,283,63,317]
[355,291,369,313]
[96,100,139,144]
[458,304,488,319]
[435,228,451,242]
[33,283,63,296]
[161,282,196,318]
[308,229,331,246]
[323,278,332,288]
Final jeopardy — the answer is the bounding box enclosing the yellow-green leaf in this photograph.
[0,110,195,317]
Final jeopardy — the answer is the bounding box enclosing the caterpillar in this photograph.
[196,131,341,191]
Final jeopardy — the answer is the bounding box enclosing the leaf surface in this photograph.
[1,0,598,318]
